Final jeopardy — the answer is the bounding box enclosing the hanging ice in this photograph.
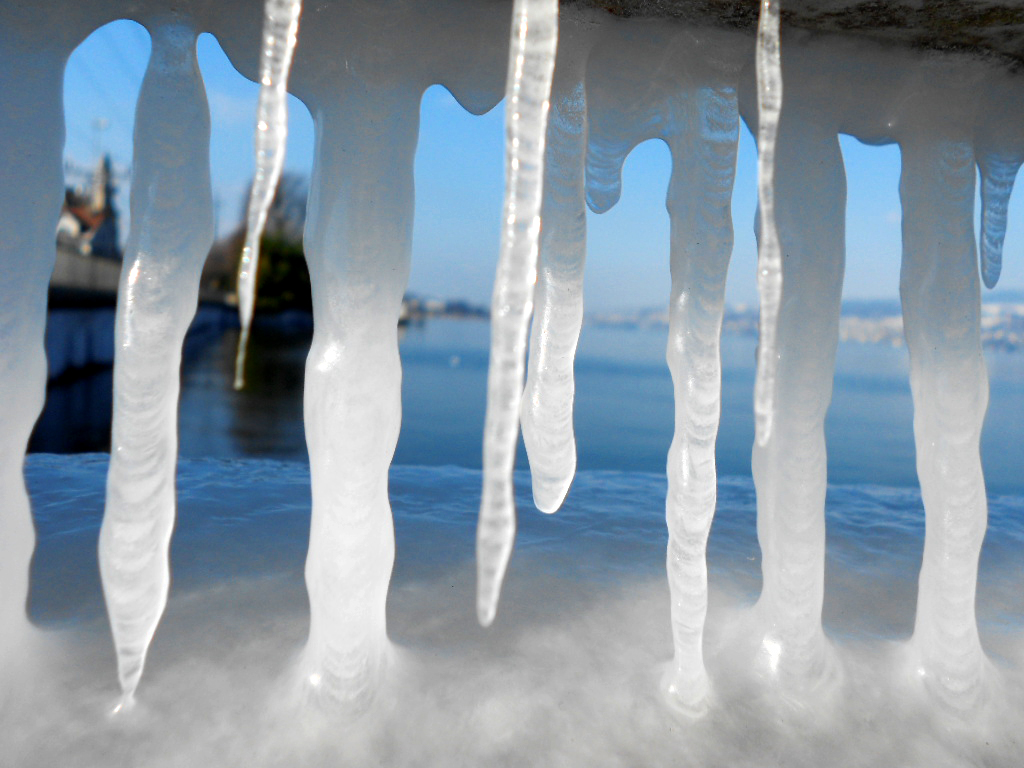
[219,0,507,701]
[977,152,1020,289]
[98,18,214,707]
[744,39,847,691]
[0,0,1021,730]
[477,0,559,627]
[233,0,303,390]
[898,62,991,711]
[0,5,87,673]
[660,47,741,719]
[585,21,742,714]
[974,72,1024,290]
[520,8,598,515]
[752,0,783,447]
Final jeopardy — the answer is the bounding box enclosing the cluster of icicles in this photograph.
[1,0,1020,719]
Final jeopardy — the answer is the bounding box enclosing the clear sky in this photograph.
[62,20,1024,313]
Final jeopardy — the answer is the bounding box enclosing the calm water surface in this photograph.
[31,317,1024,494]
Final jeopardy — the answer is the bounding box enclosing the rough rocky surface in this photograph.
[573,0,1024,68]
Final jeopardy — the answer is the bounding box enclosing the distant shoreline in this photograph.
[587,299,1024,353]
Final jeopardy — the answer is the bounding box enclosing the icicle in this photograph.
[215,0,508,703]
[753,0,783,447]
[583,23,743,711]
[233,0,303,390]
[0,15,74,673]
[661,81,739,717]
[521,13,597,515]
[296,92,412,704]
[585,44,758,704]
[477,0,559,627]
[977,151,1021,289]
[901,135,990,711]
[742,42,846,690]
[98,20,214,708]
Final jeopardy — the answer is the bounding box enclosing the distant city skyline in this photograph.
[62,20,1024,314]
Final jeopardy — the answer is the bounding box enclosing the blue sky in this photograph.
[62,20,1024,313]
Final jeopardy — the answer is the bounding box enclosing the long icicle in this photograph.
[98,20,214,710]
[477,0,559,627]
[902,135,990,711]
[233,0,303,390]
[662,82,739,717]
[520,39,589,515]
[753,0,783,446]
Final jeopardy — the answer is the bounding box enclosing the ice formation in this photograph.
[215,0,507,702]
[518,6,595,517]
[975,73,1024,290]
[1,0,1022,729]
[233,0,302,390]
[477,0,560,626]
[583,19,742,714]
[752,0,782,448]
[978,151,1019,289]
[99,17,214,709]
[743,36,847,694]
[898,69,991,712]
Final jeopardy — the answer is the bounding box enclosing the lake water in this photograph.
[32,315,1024,494]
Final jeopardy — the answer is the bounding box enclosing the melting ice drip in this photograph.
[0,0,1020,720]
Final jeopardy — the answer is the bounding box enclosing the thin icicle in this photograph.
[753,0,783,447]
[977,152,1021,289]
[234,0,303,390]
[98,20,214,709]
[477,0,559,627]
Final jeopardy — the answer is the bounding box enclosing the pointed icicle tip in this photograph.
[477,599,497,628]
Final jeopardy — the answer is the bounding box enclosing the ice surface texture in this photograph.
[0,0,1021,722]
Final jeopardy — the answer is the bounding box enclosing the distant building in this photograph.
[56,154,121,260]
[51,155,123,300]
